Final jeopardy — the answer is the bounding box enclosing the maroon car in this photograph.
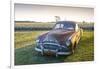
[35,21,83,57]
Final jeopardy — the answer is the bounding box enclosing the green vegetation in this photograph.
[15,22,94,31]
[15,30,94,65]
[15,31,48,48]
[15,22,55,28]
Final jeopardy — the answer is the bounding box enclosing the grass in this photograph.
[15,31,48,48]
[15,30,94,65]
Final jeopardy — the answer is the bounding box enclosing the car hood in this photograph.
[43,29,74,44]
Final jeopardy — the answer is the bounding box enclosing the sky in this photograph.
[15,3,94,22]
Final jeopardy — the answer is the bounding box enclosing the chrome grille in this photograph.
[43,44,59,50]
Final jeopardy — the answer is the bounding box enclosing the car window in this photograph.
[63,24,74,30]
[54,23,74,30]
[54,24,64,29]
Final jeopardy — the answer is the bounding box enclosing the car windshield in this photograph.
[54,23,74,30]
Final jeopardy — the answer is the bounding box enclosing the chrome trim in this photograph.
[43,49,57,53]
[35,47,42,52]
[35,47,71,55]
[57,52,71,55]
[43,42,60,46]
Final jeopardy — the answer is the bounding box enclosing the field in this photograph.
[15,30,94,65]
[15,22,94,31]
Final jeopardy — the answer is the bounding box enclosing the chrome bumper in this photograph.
[35,47,71,55]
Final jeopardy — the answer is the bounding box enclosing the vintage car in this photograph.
[35,21,83,57]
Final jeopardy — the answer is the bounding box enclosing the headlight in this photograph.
[36,39,39,43]
[66,40,71,46]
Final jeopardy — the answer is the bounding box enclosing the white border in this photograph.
[11,0,14,69]
[13,0,95,8]
[11,0,95,69]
